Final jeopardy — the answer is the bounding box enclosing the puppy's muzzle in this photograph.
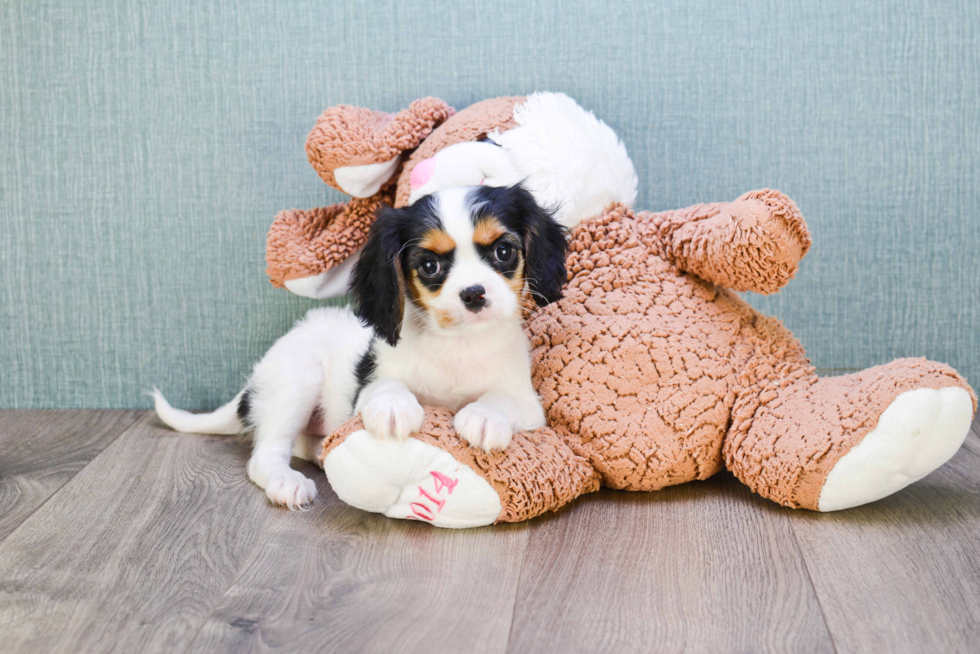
[459,285,487,312]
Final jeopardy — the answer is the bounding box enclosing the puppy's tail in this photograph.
[150,387,247,435]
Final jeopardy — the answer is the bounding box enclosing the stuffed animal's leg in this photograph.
[724,358,976,510]
[635,189,811,295]
[320,408,600,528]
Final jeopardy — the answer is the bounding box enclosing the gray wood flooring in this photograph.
[0,410,977,654]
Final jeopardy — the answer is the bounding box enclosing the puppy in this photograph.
[152,185,567,508]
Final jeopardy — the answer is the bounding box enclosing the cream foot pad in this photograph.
[819,387,974,511]
[323,429,502,528]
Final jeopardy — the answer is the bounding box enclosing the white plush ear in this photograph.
[333,157,401,198]
[407,142,523,205]
[283,247,361,299]
[491,92,638,229]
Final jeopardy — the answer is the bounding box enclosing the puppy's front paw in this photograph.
[454,403,513,452]
[265,469,318,510]
[361,391,425,441]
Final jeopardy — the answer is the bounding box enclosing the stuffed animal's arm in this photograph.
[636,189,811,295]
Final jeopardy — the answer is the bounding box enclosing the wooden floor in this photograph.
[0,412,978,654]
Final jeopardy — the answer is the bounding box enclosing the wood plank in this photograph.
[507,473,834,654]
[0,410,142,542]
[789,416,980,654]
[0,413,282,654]
[187,474,529,654]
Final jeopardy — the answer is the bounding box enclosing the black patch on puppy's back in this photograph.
[351,341,377,409]
[237,388,253,427]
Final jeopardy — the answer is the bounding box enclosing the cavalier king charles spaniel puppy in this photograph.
[153,185,568,508]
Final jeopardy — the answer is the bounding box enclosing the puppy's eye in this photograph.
[494,243,515,263]
[419,258,441,276]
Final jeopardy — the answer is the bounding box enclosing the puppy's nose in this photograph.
[459,285,486,312]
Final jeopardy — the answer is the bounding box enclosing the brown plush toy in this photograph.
[267,93,976,528]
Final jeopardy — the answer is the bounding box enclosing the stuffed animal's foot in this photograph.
[726,357,976,510]
[319,408,602,527]
[322,427,503,528]
[818,386,973,511]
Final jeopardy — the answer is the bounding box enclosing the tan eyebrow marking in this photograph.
[419,228,456,254]
[473,217,506,246]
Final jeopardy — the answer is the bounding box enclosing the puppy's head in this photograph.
[350,185,567,345]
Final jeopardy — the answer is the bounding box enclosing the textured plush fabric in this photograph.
[1,0,978,408]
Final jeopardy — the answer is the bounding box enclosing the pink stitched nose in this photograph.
[410,157,436,189]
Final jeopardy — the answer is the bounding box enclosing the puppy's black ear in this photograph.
[349,206,405,345]
[512,188,568,307]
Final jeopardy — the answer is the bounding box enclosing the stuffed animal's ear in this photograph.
[306,98,454,197]
[266,192,393,298]
[509,187,568,307]
[349,206,406,346]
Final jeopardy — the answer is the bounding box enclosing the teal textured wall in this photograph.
[2,0,978,409]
